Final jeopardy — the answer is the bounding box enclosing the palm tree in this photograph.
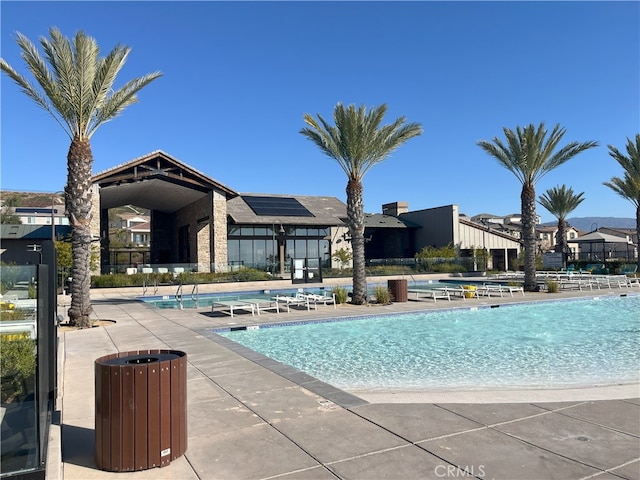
[603,134,640,270]
[1,28,161,327]
[538,185,585,267]
[300,103,422,304]
[477,123,598,291]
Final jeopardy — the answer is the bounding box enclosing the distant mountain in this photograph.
[542,217,636,231]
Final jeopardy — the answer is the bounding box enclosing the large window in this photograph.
[227,224,331,271]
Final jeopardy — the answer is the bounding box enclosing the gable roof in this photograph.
[92,150,238,213]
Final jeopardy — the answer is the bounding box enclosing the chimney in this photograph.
[382,202,408,217]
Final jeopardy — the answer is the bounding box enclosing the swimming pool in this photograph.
[140,280,471,309]
[217,295,640,391]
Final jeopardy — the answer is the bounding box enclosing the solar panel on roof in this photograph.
[243,196,315,217]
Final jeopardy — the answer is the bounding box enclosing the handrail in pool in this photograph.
[191,282,199,308]
[175,283,183,310]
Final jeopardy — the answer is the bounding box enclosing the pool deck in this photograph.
[51,276,640,480]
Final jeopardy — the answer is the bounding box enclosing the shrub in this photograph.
[546,280,559,293]
[373,285,392,305]
[365,265,413,276]
[1,334,36,402]
[331,286,348,304]
[90,268,273,288]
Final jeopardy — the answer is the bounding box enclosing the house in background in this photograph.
[112,212,151,247]
[10,203,69,239]
[536,224,582,256]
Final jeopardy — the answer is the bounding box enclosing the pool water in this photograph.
[141,288,331,309]
[141,281,463,309]
[218,295,640,391]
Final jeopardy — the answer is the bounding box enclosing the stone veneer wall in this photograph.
[174,195,211,272]
[210,190,228,272]
[90,184,101,275]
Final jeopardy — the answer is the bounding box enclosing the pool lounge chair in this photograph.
[477,284,525,297]
[408,288,451,302]
[272,294,313,312]
[211,300,255,318]
[433,285,474,300]
[297,292,337,309]
[239,298,281,315]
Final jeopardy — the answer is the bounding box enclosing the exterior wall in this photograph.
[457,223,520,250]
[211,190,228,272]
[90,184,101,275]
[400,205,457,251]
[329,225,352,269]
[174,195,211,272]
[382,202,408,216]
[151,211,174,264]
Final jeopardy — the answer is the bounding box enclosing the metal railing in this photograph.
[175,283,183,310]
[190,282,199,309]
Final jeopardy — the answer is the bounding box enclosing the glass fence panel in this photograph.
[1,264,40,477]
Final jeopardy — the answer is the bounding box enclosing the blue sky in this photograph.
[1,1,638,223]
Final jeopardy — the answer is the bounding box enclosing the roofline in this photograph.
[92,150,238,198]
[460,218,523,244]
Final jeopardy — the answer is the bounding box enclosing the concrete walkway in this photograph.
[53,281,640,480]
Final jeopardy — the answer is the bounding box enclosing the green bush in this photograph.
[365,265,413,276]
[546,280,559,293]
[331,286,349,304]
[373,285,392,305]
[0,308,30,321]
[1,334,36,402]
[90,268,273,288]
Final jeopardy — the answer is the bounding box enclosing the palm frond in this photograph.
[604,134,640,208]
[477,122,598,186]
[538,184,585,220]
[1,28,162,140]
[300,102,422,182]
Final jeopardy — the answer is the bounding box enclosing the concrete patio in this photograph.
[50,280,640,480]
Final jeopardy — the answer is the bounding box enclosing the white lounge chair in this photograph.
[408,288,450,302]
[272,294,313,312]
[239,298,280,315]
[211,300,255,317]
[297,292,336,308]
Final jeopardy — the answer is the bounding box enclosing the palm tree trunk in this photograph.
[556,218,568,267]
[346,178,366,304]
[66,137,94,328]
[521,183,538,291]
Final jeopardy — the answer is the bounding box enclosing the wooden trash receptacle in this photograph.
[95,349,187,472]
[387,279,408,302]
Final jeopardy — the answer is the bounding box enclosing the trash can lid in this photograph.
[101,352,181,366]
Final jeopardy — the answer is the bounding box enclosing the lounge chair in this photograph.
[211,300,255,318]
[272,294,313,312]
[297,292,337,308]
[477,284,525,297]
[408,288,450,302]
[433,285,473,300]
[239,298,280,315]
